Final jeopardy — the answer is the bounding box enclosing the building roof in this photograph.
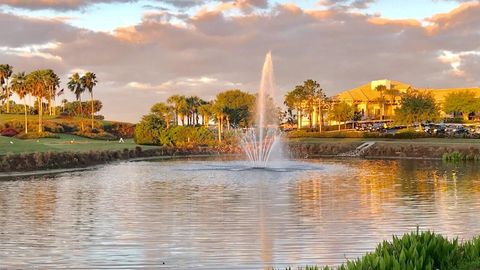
[335,80,412,102]
[418,88,480,103]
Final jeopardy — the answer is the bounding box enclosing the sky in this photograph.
[0,0,479,122]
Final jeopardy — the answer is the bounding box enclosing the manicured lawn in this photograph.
[0,134,159,155]
[0,113,122,126]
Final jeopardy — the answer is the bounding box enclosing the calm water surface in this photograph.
[1,158,480,269]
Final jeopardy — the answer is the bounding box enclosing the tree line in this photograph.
[138,89,264,143]
[284,79,480,130]
[0,64,98,134]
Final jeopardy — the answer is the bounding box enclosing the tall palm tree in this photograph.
[67,73,85,131]
[198,102,213,126]
[0,64,13,113]
[81,72,98,129]
[167,94,186,126]
[11,72,28,133]
[375,85,387,120]
[43,70,60,116]
[61,99,68,112]
[213,100,226,142]
[26,70,48,133]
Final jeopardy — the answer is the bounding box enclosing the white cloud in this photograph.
[0,42,62,60]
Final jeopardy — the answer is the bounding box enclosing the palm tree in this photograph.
[81,72,98,129]
[67,73,85,131]
[0,64,13,113]
[213,100,226,142]
[375,85,387,120]
[198,102,213,126]
[150,102,173,128]
[43,70,60,116]
[11,72,28,133]
[26,70,48,133]
[167,94,186,126]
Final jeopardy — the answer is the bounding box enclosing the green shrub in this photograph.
[15,132,59,139]
[134,114,165,145]
[74,131,118,140]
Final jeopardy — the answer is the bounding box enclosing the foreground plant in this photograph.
[280,229,480,270]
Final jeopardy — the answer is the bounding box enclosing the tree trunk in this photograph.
[463,112,469,121]
[6,79,10,113]
[226,115,230,130]
[319,110,324,133]
[37,96,43,133]
[217,116,222,142]
[338,122,341,131]
[309,112,313,128]
[79,97,84,131]
[24,98,28,134]
[90,92,95,129]
[297,109,301,129]
[48,86,52,116]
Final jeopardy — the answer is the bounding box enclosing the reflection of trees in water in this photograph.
[293,160,480,223]
[19,180,58,224]
[294,161,400,223]
[397,160,480,196]
[132,180,275,268]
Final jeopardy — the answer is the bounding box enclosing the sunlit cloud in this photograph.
[0,42,62,60]
[438,50,480,77]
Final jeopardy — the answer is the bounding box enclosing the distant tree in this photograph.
[81,72,98,129]
[285,79,326,130]
[443,90,480,121]
[198,102,214,126]
[134,114,165,145]
[213,100,227,142]
[151,102,173,128]
[26,70,49,133]
[167,94,184,126]
[67,73,85,131]
[215,90,256,129]
[374,85,388,120]
[330,101,354,130]
[394,90,440,130]
[61,99,68,112]
[0,64,13,113]
[284,85,307,129]
[43,69,60,116]
[11,72,28,133]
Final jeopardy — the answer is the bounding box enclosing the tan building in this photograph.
[334,79,480,120]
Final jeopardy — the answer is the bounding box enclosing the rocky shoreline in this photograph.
[0,146,242,174]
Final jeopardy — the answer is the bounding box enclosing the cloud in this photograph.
[0,42,62,60]
[0,0,137,11]
[0,0,268,11]
[318,0,376,9]
[0,1,479,122]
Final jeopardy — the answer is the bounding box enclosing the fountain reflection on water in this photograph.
[240,52,282,168]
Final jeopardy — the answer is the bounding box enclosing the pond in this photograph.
[0,157,479,269]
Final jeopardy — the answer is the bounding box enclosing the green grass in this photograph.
[0,133,159,155]
[0,113,130,126]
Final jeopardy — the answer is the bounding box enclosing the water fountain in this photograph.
[240,52,282,168]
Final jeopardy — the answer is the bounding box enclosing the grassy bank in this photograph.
[0,134,160,155]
